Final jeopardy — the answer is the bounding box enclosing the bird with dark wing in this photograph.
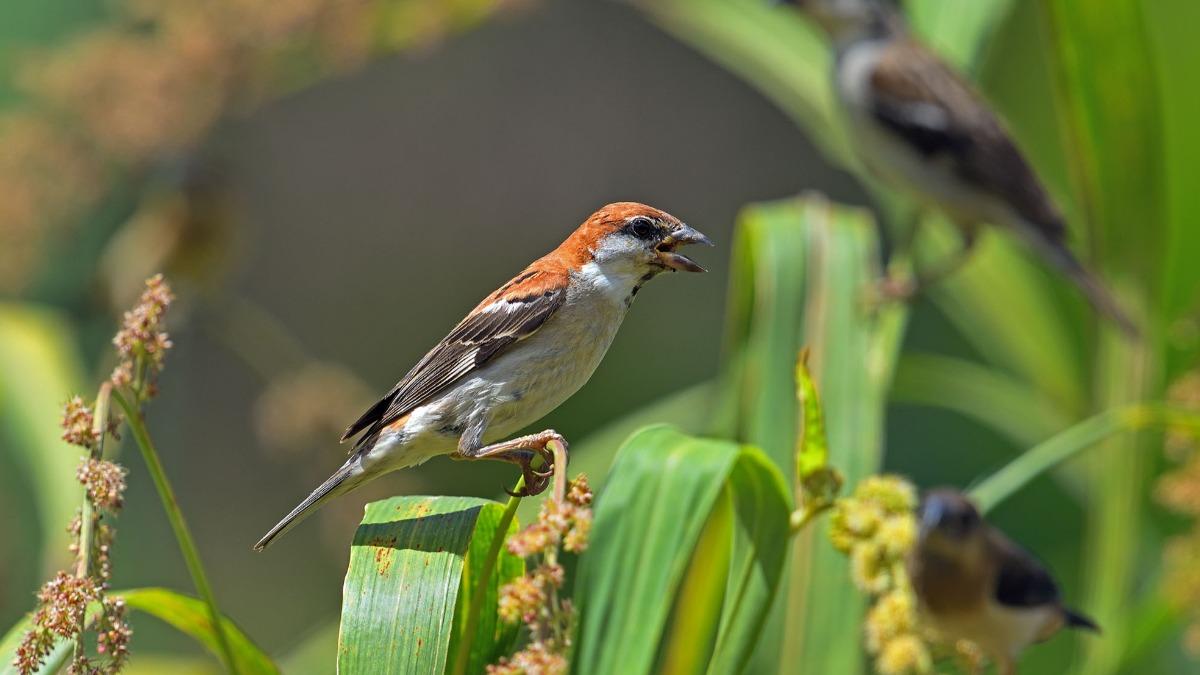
[777,0,1138,337]
[910,489,1099,675]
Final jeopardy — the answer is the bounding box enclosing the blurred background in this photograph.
[0,0,1196,673]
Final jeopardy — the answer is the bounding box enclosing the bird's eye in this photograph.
[628,217,657,240]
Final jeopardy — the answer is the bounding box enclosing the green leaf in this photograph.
[0,588,277,675]
[794,354,828,477]
[337,496,522,675]
[117,588,279,674]
[513,380,715,530]
[904,0,1015,72]
[0,305,87,575]
[0,612,72,675]
[1036,5,1167,674]
[572,425,791,675]
[892,352,1072,447]
[717,196,904,674]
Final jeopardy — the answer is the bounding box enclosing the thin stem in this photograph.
[73,382,111,662]
[788,503,833,535]
[549,440,569,504]
[450,477,524,675]
[111,389,239,674]
[970,402,1200,513]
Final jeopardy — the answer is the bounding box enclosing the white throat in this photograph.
[573,260,655,308]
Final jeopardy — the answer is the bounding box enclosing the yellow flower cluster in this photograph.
[829,475,930,675]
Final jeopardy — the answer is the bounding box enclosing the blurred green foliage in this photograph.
[1,0,1198,673]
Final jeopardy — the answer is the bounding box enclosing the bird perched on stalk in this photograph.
[777,0,1138,337]
[910,489,1099,675]
[254,202,712,550]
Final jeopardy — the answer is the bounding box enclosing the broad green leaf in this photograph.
[0,587,276,675]
[783,198,905,675]
[338,496,522,675]
[0,305,87,575]
[904,0,1015,72]
[118,588,278,674]
[715,196,904,675]
[572,425,790,675]
[1036,5,1166,674]
[923,224,1085,415]
[513,380,715,530]
[1150,0,1200,333]
[892,353,1072,448]
[1041,1,1165,288]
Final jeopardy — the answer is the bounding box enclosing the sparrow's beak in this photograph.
[656,224,714,273]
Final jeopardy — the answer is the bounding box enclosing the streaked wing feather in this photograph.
[341,270,566,448]
[869,41,1065,237]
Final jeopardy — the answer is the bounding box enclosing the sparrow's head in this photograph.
[777,0,898,42]
[917,489,986,562]
[573,202,713,280]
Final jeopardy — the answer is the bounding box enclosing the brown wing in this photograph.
[869,41,1066,238]
[341,269,566,450]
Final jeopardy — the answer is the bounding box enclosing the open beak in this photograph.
[656,224,714,273]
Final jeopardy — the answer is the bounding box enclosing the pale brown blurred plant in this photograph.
[0,0,526,294]
[1155,372,1200,658]
[490,474,593,675]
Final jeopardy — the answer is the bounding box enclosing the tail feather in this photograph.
[1023,233,1140,339]
[254,459,361,551]
[1063,607,1101,633]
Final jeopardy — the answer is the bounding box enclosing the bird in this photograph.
[909,489,1099,675]
[253,202,712,550]
[776,0,1138,337]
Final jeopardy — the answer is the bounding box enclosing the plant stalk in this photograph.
[73,382,111,662]
[450,477,524,675]
[111,389,238,674]
[970,402,1200,513]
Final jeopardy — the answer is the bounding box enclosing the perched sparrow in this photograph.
[910,489,1098,675]
[778,0,1138,337]
[254,202,712,550]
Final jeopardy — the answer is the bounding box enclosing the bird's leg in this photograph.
[881,222,980,300]
[458,430,569,499]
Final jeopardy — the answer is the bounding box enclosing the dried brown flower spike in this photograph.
[490,474,594,675]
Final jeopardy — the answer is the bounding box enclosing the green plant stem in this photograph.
[970,402,1200,513]
[73,382,111,662]
[450,476,524,675]
[111,389,238,674]
[788,503,832,534]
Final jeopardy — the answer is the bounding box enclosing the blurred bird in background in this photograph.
[255,202,713,550]
[778,0,1139,337]
[911,489,1099,675]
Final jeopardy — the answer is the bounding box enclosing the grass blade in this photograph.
[117,588,278,675]
[892,353,1072,447]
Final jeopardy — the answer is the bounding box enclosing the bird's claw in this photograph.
[505,452,553,497]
